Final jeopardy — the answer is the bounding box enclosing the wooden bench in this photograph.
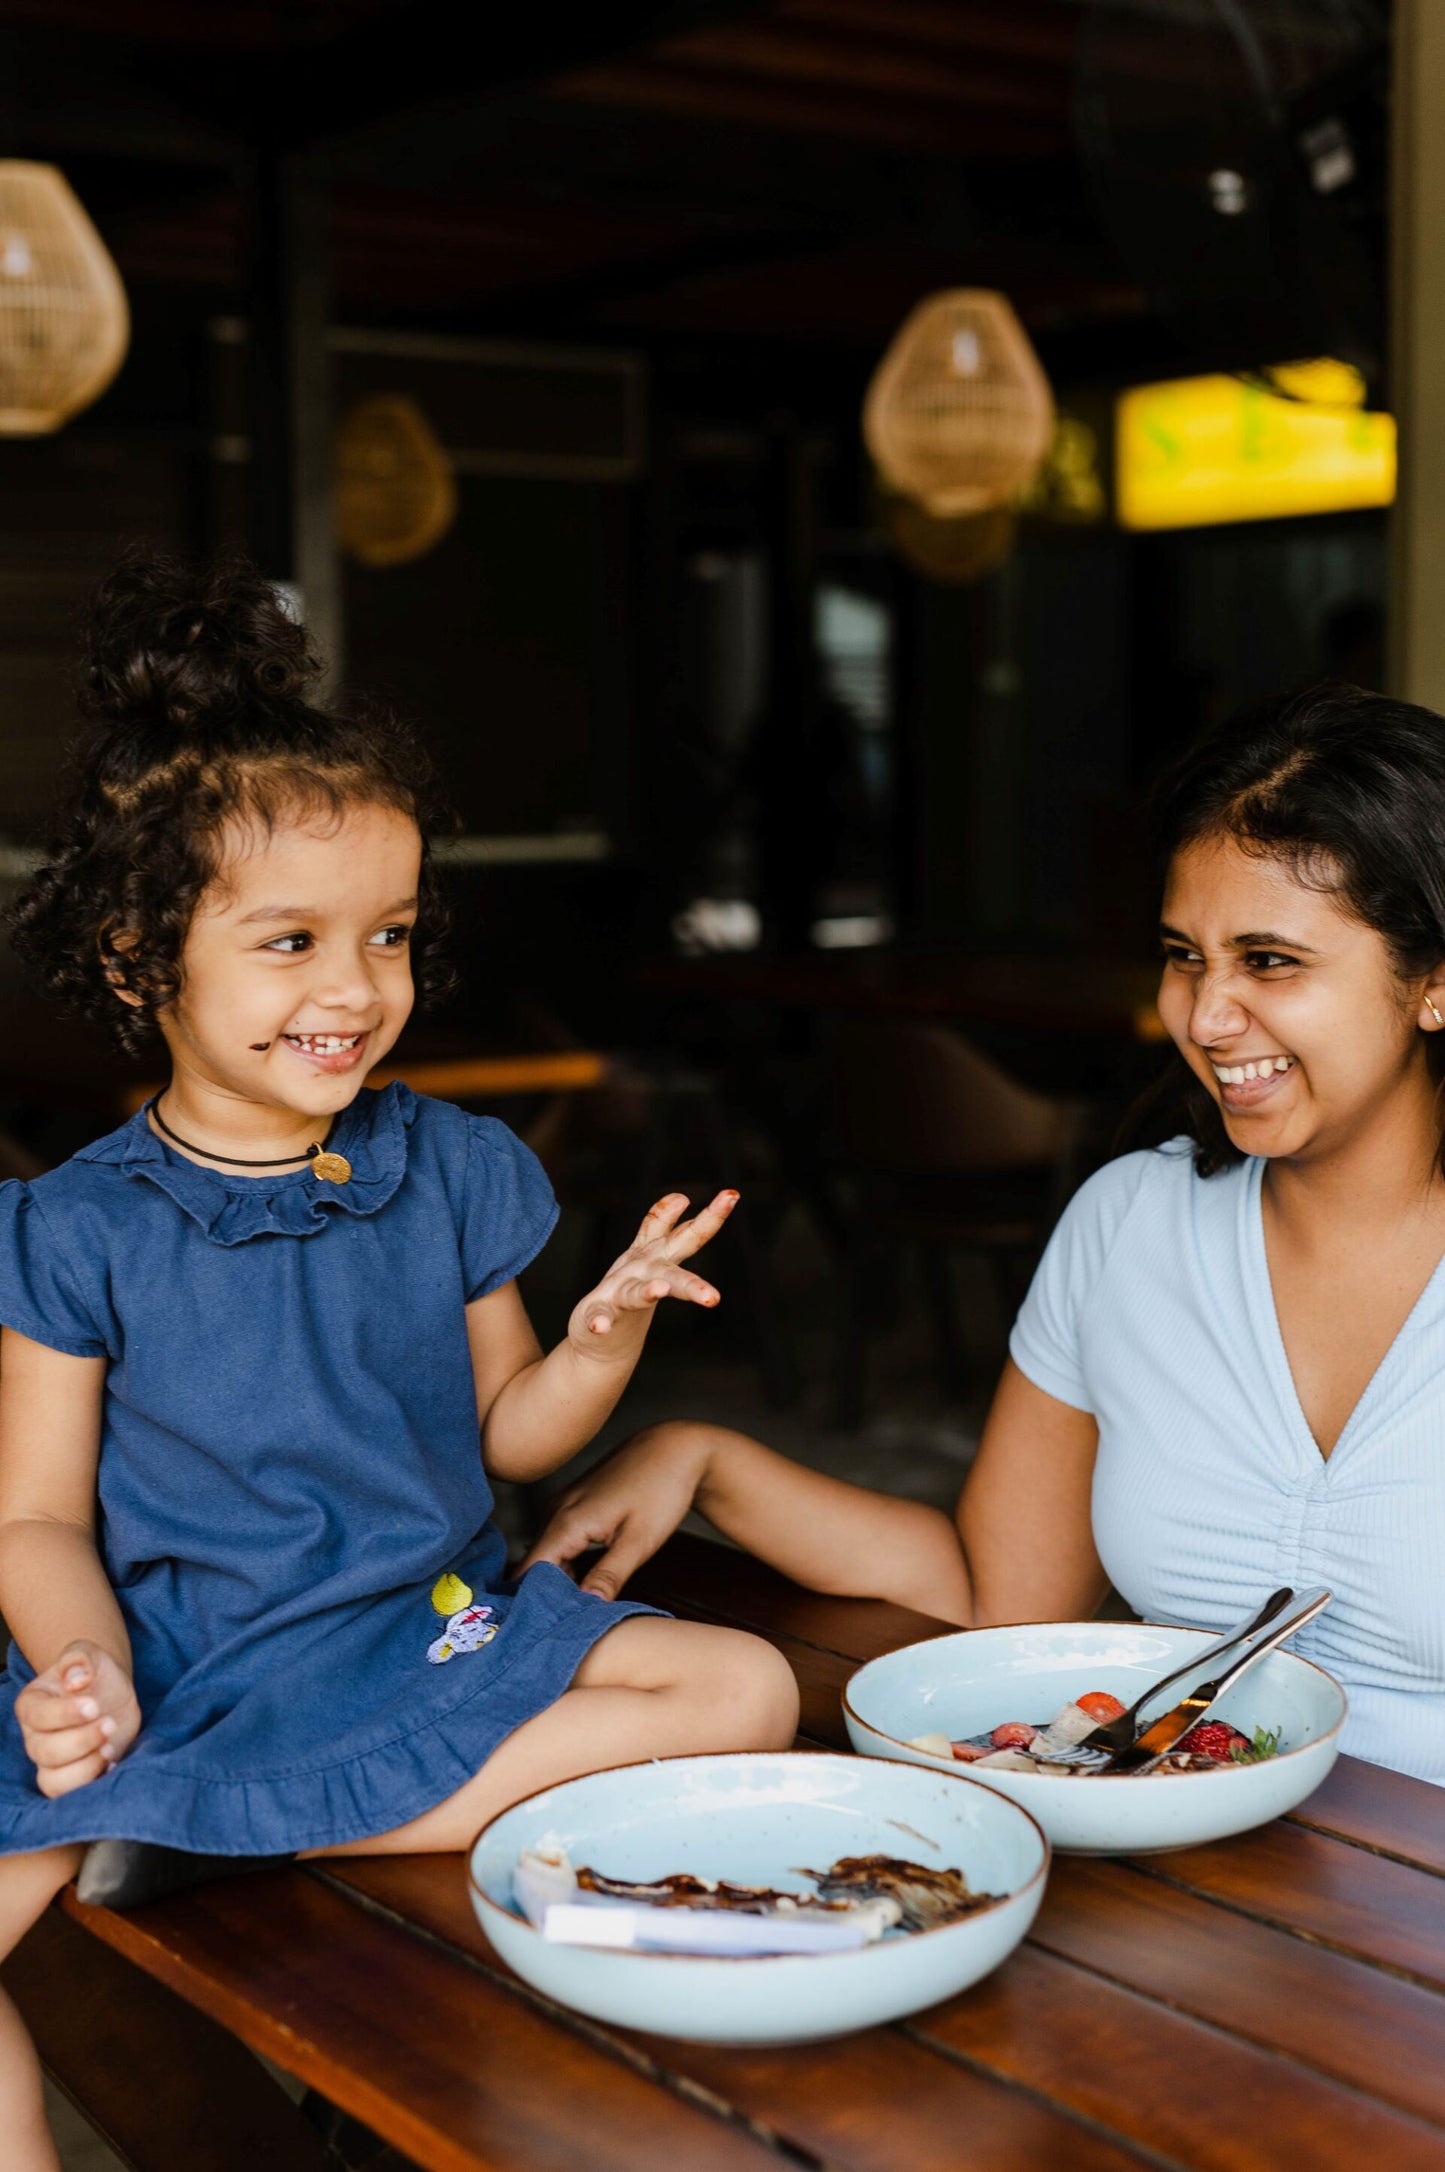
[11,1534,1445,2172]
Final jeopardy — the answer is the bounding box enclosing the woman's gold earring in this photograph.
[1427,996,1444,1029]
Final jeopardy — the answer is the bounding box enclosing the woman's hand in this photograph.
[521,1425,712,1598]
[568,1191,738,1355]
[16,1639,141,1798]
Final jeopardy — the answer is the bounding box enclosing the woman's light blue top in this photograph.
[0,1085,655,1857]
[1011,1141,1445,1784]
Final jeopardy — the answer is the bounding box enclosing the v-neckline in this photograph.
[1245,1155,1445,1464]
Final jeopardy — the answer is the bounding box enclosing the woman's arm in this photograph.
[473,1191,737,1485]
[956,1359,1107,1624]
[524,1361,1105,1626]
[526,1421,972,1616]
[0,1327,141,1793]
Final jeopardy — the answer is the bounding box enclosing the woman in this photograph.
[525,685,1445,1783]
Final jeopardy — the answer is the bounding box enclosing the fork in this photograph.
[1030,1585,1295,1768]
[1101,1585,1333,1774]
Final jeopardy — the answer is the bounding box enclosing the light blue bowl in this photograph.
[468,1751,1048,2044]
[845,1623,1346,1855]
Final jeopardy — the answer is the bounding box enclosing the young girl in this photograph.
[529,684,1445,1787]
[0,554,797,2171]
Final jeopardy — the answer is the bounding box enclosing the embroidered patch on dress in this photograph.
[427,1573,499,1664]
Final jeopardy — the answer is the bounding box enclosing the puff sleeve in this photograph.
[0,1181,110,1358]
[458,1119,560,1301]
[1008,1148,1164,1413]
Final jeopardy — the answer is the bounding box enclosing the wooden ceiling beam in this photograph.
[771,0,1082,71]
[0,20,241,164]
[553,60,1070,157]
[274,0,779,156]
[645,20,1072,115]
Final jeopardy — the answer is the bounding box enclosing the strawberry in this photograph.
[990,1722,1038,1750]
[1077,1692,1126,1723]
[1175,1720,1248,1763]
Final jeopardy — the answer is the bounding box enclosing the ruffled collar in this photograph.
[114,1082,413,1246]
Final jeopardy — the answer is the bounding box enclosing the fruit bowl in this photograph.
[468,1750,1048,2044]
[844,1622,1346,1855]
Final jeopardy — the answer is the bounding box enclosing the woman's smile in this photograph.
[1208,1053,1297,1108]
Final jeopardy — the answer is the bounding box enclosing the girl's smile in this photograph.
[279,1029,374,1074]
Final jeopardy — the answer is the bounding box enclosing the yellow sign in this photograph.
[1116,363,1395,530]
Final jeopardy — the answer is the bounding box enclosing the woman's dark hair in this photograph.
[1121,681,1445,1175]
[8,549,456,1051]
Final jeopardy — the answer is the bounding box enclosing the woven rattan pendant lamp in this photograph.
[864,290,1054,516]
[335,393,457,568]
[0,162,129,434]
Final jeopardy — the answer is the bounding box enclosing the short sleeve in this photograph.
[0,1181,109,1358]
[458,1119,560,1301]
[1008,1150,1163,1413]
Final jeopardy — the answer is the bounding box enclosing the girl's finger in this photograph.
[612,1277,672,1312]
[17,1687,102,1732]
[24,1718,112,1769]
[640,1269,720,1308]
[584,1304,615,1336]
[630,1194,689,1250]
[665,1190,740,1262]
[36,1750,110,1801]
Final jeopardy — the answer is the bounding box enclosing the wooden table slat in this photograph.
[1035,1859,1445,2132]
[914,1941,1445,2172]
[1130,1823,1445,1991]
[1285,1755,1445,1874]
[322,1857,1152,2172]
[62,1874,782,2172]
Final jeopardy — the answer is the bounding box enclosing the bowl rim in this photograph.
[842,1618,1348,1780]
[465,1746,1051,1966]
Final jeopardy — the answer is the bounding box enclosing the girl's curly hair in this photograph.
[8,549,457,1052]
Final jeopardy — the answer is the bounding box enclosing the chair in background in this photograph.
[558,1057,799,1411]
[827,1015,1085,1428]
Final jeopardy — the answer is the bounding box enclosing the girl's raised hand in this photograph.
[15,1640,140,1799]
[568,1190,739,1354]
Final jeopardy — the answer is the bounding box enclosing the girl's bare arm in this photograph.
[0,1327,141,1794]
[0,1328,127,1673]
[471,1192,738,1484]
[524,1362,1106,1626]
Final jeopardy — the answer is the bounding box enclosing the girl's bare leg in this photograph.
[307,1617,798,1858]
[0,1845,83,2172]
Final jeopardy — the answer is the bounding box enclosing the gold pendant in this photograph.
[309,1150,353,1184]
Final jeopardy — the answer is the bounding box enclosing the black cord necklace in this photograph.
[147,1097,353,1184]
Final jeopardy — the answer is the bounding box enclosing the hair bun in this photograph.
[81,548,321,731]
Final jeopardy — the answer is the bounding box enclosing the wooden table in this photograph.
[640,952,1170,1043]
[14,1535,1445,2172]
[119,1050,606,1117]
